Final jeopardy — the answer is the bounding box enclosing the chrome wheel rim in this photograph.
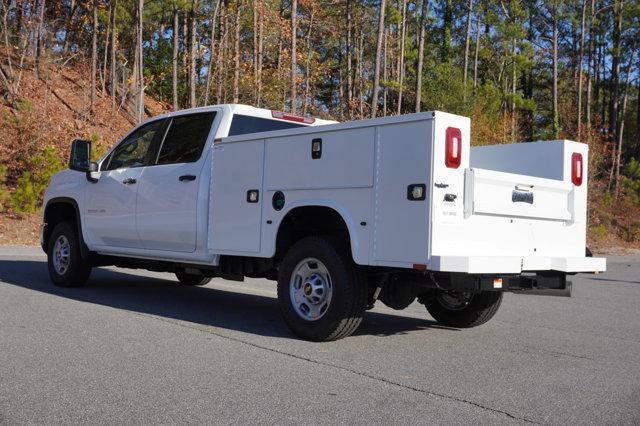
[436,292,473,311]
[290,257,333,321]
[52,235,71,275]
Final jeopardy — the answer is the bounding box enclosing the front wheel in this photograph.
[47,221,92,287]
[277,236,367,341]
[422,291,502,328]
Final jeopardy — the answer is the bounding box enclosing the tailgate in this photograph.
[464,168,573,222]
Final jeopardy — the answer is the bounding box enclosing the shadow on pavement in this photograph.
[0,260,446,339]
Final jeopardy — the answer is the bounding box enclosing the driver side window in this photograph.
[105,120,165,171]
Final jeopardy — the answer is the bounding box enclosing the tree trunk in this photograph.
[551,2,559,138]
[232,0,241,103]
[585,0,594,129]
[442,0,452,62]
[371,0,387,118]
[111,0,117,110]
[463,0,473,97]
[35,0,46,79]
[472,7,481,92]
[172,6,179,110]
[614,47,635,198]
[511,38,516,142]
[346,0,352,116]
[415,0,427,112]
[290,0,297,113]
[396,0,406,115]
[189,0,198,108]
[91,0,97,112]
[204,0,220,106]
[610,0,623,141]
[257,4,263,107]
[576,0,587,140]
[137,0,144,122]
[302,7,315,115]
[382,25,388,116]
[253,0,258,103]
[101,2,111,94]
[216,3,226,103]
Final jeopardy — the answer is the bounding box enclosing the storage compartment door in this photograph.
[210,141,264,253]
[464,168,573,221]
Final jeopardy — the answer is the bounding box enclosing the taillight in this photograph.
[271,110,316,124]
[445,127,462,169]
[572,153,583,186]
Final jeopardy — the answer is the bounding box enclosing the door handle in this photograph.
[179,174,197,182]
[122,177,137,185]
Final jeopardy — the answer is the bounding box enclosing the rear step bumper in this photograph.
[428,255,606,274]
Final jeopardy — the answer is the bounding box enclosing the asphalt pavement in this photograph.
[1,247,639,424]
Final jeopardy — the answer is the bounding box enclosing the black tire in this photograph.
[423,291,502,328]
[277,236,367,342]
[175,272,211,286]
[47,221,92,287]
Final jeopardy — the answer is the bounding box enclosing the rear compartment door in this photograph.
[464,168,573,222]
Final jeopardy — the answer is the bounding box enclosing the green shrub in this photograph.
[10,146,64,214]
[623,158,640,205]
[590,224,608,242]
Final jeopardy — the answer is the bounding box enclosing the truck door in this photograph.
[84,119,166,249]
[135,111,216,252]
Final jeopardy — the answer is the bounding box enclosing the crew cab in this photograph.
[42,104,606,341]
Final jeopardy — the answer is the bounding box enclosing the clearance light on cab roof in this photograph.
[572,153,583,186]
[445,127,462,169]
[271,110,316,124]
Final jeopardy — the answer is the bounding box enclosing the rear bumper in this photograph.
[428,255,606,274]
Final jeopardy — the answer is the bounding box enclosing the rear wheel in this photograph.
[47,221,91,287]
[277,236,367,341]
[175,272,211,286]
[422,291,502,328]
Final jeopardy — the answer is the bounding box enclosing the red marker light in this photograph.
[572,153,583,186]
[445,127,462,169]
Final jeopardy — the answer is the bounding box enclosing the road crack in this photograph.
[141,313,542,424]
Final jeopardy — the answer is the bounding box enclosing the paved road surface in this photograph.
[1,247,639,424]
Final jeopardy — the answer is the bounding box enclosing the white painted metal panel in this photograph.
[464,168,573,221]
[470,141,565,180]
[372,120,433,264]
[210,140,264,253]
[429,255,605,273]
[264,127,374,190]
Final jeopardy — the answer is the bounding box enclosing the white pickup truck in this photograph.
[42,104,606,341]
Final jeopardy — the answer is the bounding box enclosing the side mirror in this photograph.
[87,161,100,183]
[69,139,100,183]
[69,139,91,172]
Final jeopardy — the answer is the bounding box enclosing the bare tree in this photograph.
[551,0,560,138]
[35,0,46,79]
[232,0,241,103]
[462,0,473,97]
[396,0,406,114]
[371,0,387,117]
[172,5,179,110]
[111,0,117,110]
[204,0,220,106]
[415,0,427,112]
[614,46,636,198]
[290,0,297,113]
[576,0,587,140]
[91,0,98,112]
[189,0,198,108]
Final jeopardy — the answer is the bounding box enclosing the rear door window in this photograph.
[228,114,304,136]
[156,112,216,165]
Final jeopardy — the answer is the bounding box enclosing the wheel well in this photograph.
[275,206,352,261]
[43,201,78,249]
